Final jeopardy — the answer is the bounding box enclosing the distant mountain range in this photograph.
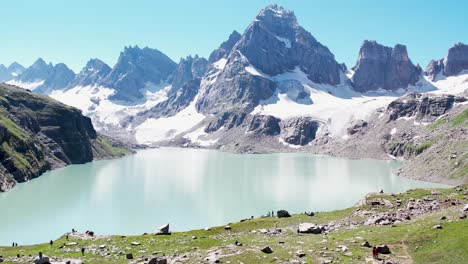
[1,4,467,185]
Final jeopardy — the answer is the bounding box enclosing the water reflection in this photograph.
[0,148,445,245]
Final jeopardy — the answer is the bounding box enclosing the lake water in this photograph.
[0,148,446,245]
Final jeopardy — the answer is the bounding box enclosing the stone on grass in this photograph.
[34,256,50,264]
[362,241,371,248]
[296,250,306,258]
[131,242,141,246]
[126,253,133,259]
[432,225,442,229]
[277,210,291,218]
[378,245,391,254]
[155,224,170,235]
[224,225,232,230]
[149,257,167,264]
[261,246,273,254]
[298,223,324,234]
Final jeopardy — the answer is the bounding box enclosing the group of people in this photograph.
[11,242,18,247]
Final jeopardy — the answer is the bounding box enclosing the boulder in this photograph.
[277,210,291,218]
[155,224,170,235]
[347,120,368,135]
[432,225,442,229]
[443,43,468,76]
[296,250,306,258]
[377,245,391,254]
[298,223,324,234]
[247,115,281,136]
[261,246,273,254]
[362,241,372,248]
[149,257,167,264]
[126,253,133,259]
[463,203,468,212]
[34,256,50,264]
[131,242,141,246]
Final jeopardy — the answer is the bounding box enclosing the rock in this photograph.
[296,250,306,258]
[259,229,268,234]
[191,236,197,240]
[432,225,442,229]
[34,256,50,264]
[362,241,372,248]
[126,253,133,259]
[351,40,420,92]
[277,210,291,218]
[280,117,319,145]
[298,223,324,234]
[463,204,468,212]
[131,242,141,246]
[341,245,349,252]
[377,245,391,254]
[440,216,447,220]
[425,59,444,81]
[443,43,468,77]
[64,242,78,246]
[224,225,232,230]
[148,257,167,264]
[99,244,106,249]
[205,111,247,133]
[208,31,242,63]
[261,246,273,254]
[155,224,170,235]
[171,55,208,92]
[347,120,368,135]
[343,252,353,257]
[305,211,315,217]
[69,59,111,88]
[247,115,281,136]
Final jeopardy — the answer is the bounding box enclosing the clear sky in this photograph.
[1,0,467,72]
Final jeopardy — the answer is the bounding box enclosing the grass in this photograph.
[450,109,468,127]
[96,136,129,156]
[0,186,466,263]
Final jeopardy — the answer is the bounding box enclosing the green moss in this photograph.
[429,118,446,130]
[96,136,129,156]
[450,109,468,127]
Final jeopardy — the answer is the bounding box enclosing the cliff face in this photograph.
[0,83,129,192]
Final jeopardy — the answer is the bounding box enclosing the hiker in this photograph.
[39,252,43,259]
[12,242,14,247]
[372,246,377,259]
[49,240,53,246]
[66,234,69,240]
[72,228,76,233]
[81,247,85,256]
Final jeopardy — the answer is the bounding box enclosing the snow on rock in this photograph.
[245,65,270,78]
[135,95,205,144]
[184,127,218,147]
[213,58,227,70]
[50,85,168,130]
[6,80,44,90]
[275,36,292,48]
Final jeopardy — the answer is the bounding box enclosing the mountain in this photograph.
[0,62,25,82]
[17,58,53,84]
[170,55,208,93]
[34,63,76,93]
[425,43,468,80]
[69,58,111,87]
[196,4,342,114]
[351,40,421,92]
[104,46,177,102]
[208,31,241,63]
[0,83,130,192]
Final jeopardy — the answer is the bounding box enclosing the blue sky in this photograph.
[1,0,467,72]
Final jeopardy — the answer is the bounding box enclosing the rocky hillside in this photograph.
[0,83,130,192]
[0,185,466,263]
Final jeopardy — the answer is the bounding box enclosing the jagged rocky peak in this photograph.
[444,43,468,76]
[8,62,25,76]
[69,58,111,87]
[171,55,208,92]
[351,40,420,92]
[18,58,54,82]
[104,45,177,102]
[425,43,468,81]
[235,4,341,83]
[35,63,75,93]
[208,31,241,63]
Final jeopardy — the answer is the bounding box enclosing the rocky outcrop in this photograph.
[347,120,368,136]
[0,83,128,192]
[170,55,208,92]
[208,31,241,63]
[444,43,468,76]
[386,93,466,122]
[351,40,420,92]
[280,117,319,145]
[196,4,341,114]
[204,111,247,133]
[425,43,468,80]
[104,46,177,102]
[69,59,111,88]
[247,115,280,136]
[17,58,53,83]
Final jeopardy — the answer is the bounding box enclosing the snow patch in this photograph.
[184,127,218,147]
[275,36,292,48]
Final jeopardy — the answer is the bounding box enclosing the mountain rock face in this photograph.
[69,59,111,87]
[197,4,340,114]
[386,93,466,122]
[17,58,54,83]
[204,111,248,133]
[425,43,468,80]
[247,115,281,136]
[0,65,10,82]
[8,62,25,76]
[170,55,208,92]
[351,40,421,92]
[208,31,241,63]
[280,117,319,145]
[0,83,128,192]
[35,63,76,93]
[104,46,177,102]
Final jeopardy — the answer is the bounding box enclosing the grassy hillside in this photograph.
[1,186,466,263]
